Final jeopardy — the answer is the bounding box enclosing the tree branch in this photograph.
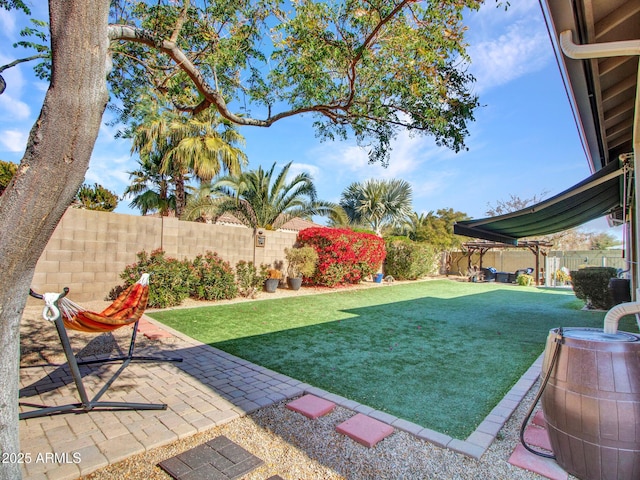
[344,0,417,108]
[108,1,420,128]
[109,24,357,126]
[0,54,49,95]
[169,0,190,44]
[0,53,49,74]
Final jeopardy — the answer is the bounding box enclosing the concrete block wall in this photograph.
[31,208,298,302]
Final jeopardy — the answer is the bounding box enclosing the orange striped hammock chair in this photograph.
[21,274,181,420]
[44,273,151,333]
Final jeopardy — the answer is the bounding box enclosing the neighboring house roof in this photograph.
[144,211,323,232]
[214,212,324,232]
[278,217,323,232]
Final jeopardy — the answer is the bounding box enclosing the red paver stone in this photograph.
[508,444,568,480]
[532,410,546,427]
[286,394,335,419]
[335,413,394,448]
[523,424,553,452]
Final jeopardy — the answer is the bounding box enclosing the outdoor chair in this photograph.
[20,274,182,419]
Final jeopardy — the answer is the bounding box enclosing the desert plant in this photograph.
[516,273,534,286]
[383,238,438,280]
[555,268,571,284]
[235,261,268,298]
[570,266,618,309]
[267,268,283,280]
[285,246,318,278]
[190,251,237,301]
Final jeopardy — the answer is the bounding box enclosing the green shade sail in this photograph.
[454,160,625,245]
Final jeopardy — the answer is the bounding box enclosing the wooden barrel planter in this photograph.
[541,327,640,480]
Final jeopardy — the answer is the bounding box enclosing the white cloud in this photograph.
[0,54,26,94]
[0,129,27,152]
[411,169,459,199]
[288,161,321,180]
[85,156,132,195]
[468,21,550,92]
[464,0,551,93]
[0,94,31,120]
[0,10,17,38]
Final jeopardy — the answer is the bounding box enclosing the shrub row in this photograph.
[118,249,260,308]
[117,227,389,307]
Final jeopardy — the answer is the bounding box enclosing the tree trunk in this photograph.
[0,1,110,478]
[175,173,186,218]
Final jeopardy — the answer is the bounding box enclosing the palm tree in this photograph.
[130,97,247,216]
[73,183,119,212]
[184,161,340,229]
[339,178,413,235]
[123,152,176,216]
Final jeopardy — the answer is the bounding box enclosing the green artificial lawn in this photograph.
[149,280,638,439]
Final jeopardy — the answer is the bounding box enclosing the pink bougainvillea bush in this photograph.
[296,227,386,286]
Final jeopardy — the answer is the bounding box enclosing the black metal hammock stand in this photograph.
[519,327,564,459]
[20,274,182,420]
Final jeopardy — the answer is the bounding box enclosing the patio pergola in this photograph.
[461,240,554,286]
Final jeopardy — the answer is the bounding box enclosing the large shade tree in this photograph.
[402,208,470,250]
[0,1,484,477]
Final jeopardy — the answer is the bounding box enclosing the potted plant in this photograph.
[264,268,283,293]
[284,246,318,290]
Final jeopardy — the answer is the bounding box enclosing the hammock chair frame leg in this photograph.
[20,313,168,420]
[20,289,173,420]
[76,318,183,366]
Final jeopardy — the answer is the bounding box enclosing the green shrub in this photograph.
[570,267,618,309]
[516,273,534,286]
[285,245,318,278]
[384,239,438,280]
[190,251,237,301]
[555,268,571,284]
[235,261,268,298]
[120,249,194,308]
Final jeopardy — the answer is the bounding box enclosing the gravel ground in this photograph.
[22,277,570,479]
[81,383,553,480]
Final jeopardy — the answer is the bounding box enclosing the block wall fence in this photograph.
[32,208,298,302]
[30,208,627,301]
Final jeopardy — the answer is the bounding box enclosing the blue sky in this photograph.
[0,1,623,238]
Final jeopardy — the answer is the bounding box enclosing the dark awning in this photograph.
[453,160,625,245]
